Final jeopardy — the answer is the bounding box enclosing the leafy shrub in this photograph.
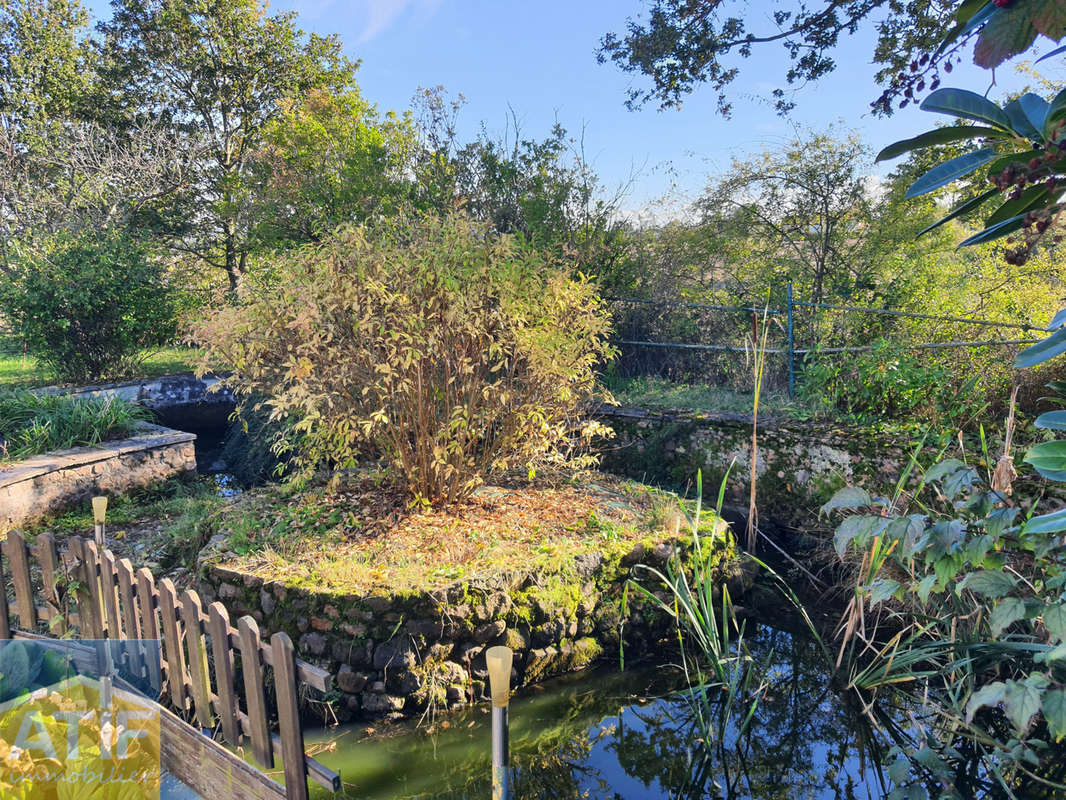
[193,215,615,504]
[799,339,982,425]
[0,228,178,383]
[0,390,149,461]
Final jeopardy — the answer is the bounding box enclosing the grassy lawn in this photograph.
[0,347,203,388]
[602,375,797,416]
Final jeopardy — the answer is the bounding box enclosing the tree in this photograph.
[598,0,1066,116]
[247,88,418,251]
[96,0,357,291]
[694,130,925,307]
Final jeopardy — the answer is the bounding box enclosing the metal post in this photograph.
[486,645,513,800]
[786,282,795,398]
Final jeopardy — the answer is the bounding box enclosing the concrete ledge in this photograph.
[0,423,197,529]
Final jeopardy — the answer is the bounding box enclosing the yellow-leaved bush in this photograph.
[192,215,615,504]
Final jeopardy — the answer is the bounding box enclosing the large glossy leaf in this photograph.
[876,125,1008,162]
[939,1,998,56]
[1018,92,1052,133]
[985,185,1050,228]
[920,88,1013,131]
[1038,43,1066,64]
[1035,411,1066,429]
[1024,507,1066,535]
[905,147,1001,199]
[1004,96,1045,140]
[984,150,1045,182]
[956,212,1027,247]
[1044,87,1066,135]
[917,188,999,237]
[1015,326,1066,367]
[1050,308,1066,329]
[1023,440,1066,478]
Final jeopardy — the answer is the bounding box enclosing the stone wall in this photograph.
[196,533,752,722]
[596,406,917,528]
[0,423,197,529]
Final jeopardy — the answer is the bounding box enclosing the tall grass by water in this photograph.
[0,390,150,462]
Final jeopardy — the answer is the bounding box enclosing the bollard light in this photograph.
[92,496,108,546]
[486,645,513,800]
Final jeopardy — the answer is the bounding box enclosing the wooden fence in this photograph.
[0,530,341,800]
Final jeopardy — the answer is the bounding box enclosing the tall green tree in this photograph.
[97,0,357,291]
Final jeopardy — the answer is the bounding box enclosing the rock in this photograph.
[341,622,367,638]
[362,693,405,714]
[454,642,483,665]
[310,617,333,632]
[333,639,373,667]
[298,632,327,656]
[336,665,368,694]
[407,619,444,638]
[373,639,416,671]
[365,596,391,613]
[473,620,506,644]
[524,646,558,684]
[260,590,276,617]
[218,582,241,600]
[493,628,529,652]
[324,605,340,619]
[573,552,604,578]
[370,681,386,694]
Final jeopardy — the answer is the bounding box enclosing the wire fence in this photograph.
[607,283,1052,397]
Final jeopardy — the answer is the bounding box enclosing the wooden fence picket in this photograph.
[0,534,336,800]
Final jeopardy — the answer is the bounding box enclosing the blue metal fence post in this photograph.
[786,282,795,398]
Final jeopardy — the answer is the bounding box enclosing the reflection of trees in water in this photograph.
[609,626,886,800]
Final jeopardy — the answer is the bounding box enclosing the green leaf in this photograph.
[917,188,999,237]
[1023,440,1066,478]
[1042,689,1066,742]
[833,515,888,557]
[1016,327,1066,368]
[1017,92,1052,133]
[990,597,1027,636]
[925,459,967,482]
[869,578,902,606]
[887,757,910,785]
[820,486,873,514]
[1035,411,1066,430]
[957,212,1027,248]
[1003,95,1046,140]
[1024,507,1066,535]
[985,184,1049,228]
[1004,675,1049,732]
[919,88,1013,130]
[966,680,1006,722]
[876,125,1008,162]
[1044,603,1066,641]
[905,148,1002,198]
[958,569,1018,598]
[916,573,939,603]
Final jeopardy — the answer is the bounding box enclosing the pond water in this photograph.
[304,625,887,800]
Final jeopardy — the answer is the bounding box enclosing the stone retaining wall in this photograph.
[0,423,197,529]
[196,533,751,722]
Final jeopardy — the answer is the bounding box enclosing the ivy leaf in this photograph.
[887,757,910,785]
[1035,642,1066,664]
[958,569,1018,598]
[990,597,1027,637]
[821,486,873,515]
[985,505,1019,538]
[966,680,1006,723]
[925,459,966,482]
[833,515,889,557]
[1044,603,1066,641]
[1031,0,1066,40]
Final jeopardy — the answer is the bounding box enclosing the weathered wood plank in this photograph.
[271,631,309,800]
[35,533,64,633]
[81,540,107,639]
[238,616,274,770]
[0,557,11,639]
[208,602,240,746]
[99,550,122,639]
[135,568,162,695]
[157,578,188,711]
[229,630,331,693]
[115,559,143,680]
[5,531,36,630]
[180,590,214,730]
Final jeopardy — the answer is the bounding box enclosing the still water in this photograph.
[304,627,887,800]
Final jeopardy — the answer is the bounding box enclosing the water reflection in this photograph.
[305,626,887,799]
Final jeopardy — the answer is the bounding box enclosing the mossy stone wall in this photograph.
[196,532,750,722]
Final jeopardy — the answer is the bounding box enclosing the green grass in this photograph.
[0,390,151,462]
[0,347,203,389]
[602,375,797,416]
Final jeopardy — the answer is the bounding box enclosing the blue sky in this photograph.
[83,0,1061,215]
